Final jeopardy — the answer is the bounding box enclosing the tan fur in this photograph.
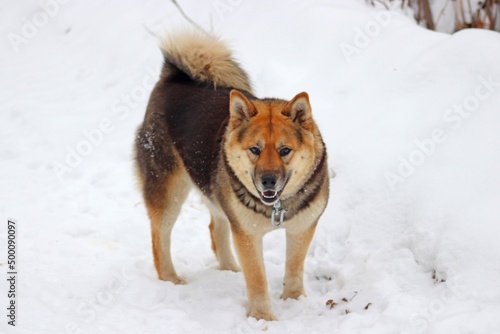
[160,32,252,92]
[281,223,317,299]
[211,92,329,320]
[225,91,321,202]
[231,228,274,321]
[146,165,191,285]
[206,202,240,272]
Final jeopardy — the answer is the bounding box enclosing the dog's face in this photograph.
[225,90,318,206]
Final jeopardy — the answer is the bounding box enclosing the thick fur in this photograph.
[134,32,329,321]
[160,32,252,92]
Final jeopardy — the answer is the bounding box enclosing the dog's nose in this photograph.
[261,174,277,189]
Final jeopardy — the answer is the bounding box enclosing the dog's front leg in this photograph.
[231,227,275,321]
[281,222,317,300]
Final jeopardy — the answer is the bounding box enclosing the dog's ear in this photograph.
[283,92,313,130]
[229,90,257,128]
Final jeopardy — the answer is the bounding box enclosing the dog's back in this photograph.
[135,32,253,195]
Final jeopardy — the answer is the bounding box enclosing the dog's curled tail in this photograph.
[160,32,252,93]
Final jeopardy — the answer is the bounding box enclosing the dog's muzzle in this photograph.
[258,174,283,205]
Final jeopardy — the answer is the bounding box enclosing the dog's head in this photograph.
[225,90,320,206]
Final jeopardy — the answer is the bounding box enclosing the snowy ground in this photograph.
[1,1,500,333]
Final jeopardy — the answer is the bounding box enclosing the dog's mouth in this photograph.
[259,189,283,205]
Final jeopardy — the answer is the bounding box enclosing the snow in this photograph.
[1,0,500,333]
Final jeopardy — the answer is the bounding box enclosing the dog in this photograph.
[134,32,329,320]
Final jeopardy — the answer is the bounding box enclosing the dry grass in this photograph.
[368,0,500,32]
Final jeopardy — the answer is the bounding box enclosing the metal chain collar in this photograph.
[271,201,287,228]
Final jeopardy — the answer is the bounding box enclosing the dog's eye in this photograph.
[249,147,261,156]
[279,147,292,157]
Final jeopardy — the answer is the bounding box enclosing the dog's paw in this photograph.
[159,274,187,285]
[280,289,305,300]
[248,310,276,321]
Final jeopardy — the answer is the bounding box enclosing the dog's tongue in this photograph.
[262,190,277,198]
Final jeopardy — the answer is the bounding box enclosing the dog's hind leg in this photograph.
[144,166,191,285]
[208,210,240,272]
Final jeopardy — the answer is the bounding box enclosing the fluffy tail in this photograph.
[160,32,252,93]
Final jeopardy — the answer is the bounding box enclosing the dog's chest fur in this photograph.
[212,151,329,233]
